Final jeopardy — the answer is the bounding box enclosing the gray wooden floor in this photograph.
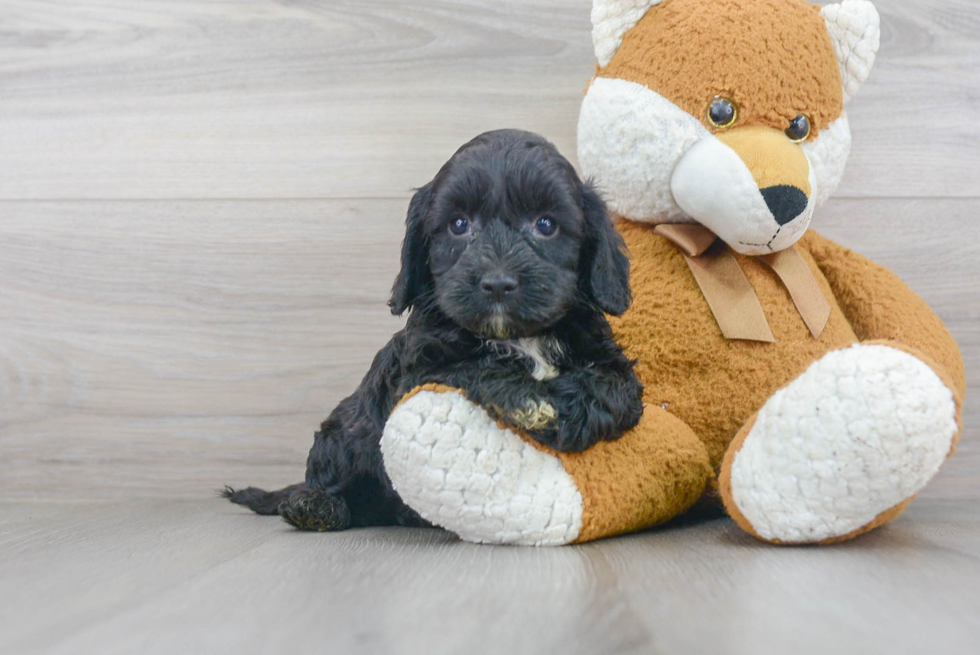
[1,1,979,654]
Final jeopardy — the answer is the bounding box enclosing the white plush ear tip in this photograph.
[821,0,881,103]
[592,0,665,68]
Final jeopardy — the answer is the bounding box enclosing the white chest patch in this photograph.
[491,337,561,382]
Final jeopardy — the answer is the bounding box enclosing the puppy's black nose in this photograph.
[760,185,809,226]
[480,272,518,302]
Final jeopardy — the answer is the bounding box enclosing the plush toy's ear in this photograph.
[592,0,665,68]
[580,182,632,316]
[821,0,881,103]
[389,183,434,316]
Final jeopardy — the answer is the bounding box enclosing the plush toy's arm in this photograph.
[802,231,966,397]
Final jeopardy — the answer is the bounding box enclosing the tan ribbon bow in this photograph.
[654,224,831,342]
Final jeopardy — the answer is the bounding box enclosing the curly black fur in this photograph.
[224,130,643,531]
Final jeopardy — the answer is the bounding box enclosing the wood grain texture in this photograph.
[2,198,978,500]
[1,498,978,655]
[0,199,407,497]
[0,0,978,200]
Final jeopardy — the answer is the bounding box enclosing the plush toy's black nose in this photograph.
[480,272,519,302]
[761,185,809,226]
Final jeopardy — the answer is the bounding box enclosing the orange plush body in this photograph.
[380,0,965,545]
[614,225,964,543]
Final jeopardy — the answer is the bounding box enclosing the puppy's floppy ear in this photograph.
[580,182,631,316]
[389,183,433,316]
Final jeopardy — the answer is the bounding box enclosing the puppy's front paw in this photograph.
[529,402,617,453]
[503,398,557,432]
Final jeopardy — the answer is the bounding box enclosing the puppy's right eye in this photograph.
[535,216,557,237]
[449,217,470,236]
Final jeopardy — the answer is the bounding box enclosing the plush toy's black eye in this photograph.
[449,216,470,236]
[535,216,557,237]
[786,114,812,142]
[706,97,738,129]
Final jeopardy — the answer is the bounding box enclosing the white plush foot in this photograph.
[728,344,959,543]
[381,389,584,546]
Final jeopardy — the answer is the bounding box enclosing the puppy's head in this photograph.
[389,129,630,338]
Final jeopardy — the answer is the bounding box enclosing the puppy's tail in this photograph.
[221,483,304,515]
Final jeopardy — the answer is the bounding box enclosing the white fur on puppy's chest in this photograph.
[492,337,561,382]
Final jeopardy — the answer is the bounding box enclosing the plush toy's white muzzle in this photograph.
[670,134,818,256]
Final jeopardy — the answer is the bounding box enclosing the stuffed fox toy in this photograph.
[380,0,966,546]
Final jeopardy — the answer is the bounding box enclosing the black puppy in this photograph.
[225,130,643,531]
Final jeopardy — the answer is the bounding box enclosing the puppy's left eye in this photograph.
[534,216,558,237]
[449,217,470,236]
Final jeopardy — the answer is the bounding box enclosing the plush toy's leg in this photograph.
[382,384,713,546]
[719,342,962,545]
